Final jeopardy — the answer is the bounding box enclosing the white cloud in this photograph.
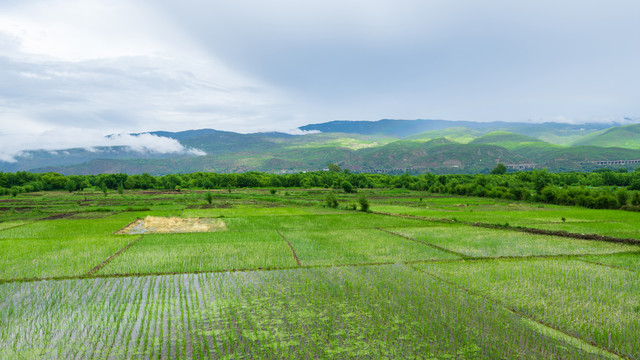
[283,129,321,136]
[0,129,206,163]
[106,133,206,156]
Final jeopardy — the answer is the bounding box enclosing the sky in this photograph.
[1,0,640,161]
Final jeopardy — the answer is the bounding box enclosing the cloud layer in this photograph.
[0,130,206,163]
[1,0,639,159]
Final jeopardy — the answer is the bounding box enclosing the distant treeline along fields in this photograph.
[2,166,640,210]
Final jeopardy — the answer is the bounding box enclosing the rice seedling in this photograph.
[415,258,640,359]
[389,224,640,258]
[582,252,640,272]
[0,235,134,280]
[283,228,459,266]
[0,265,618,359]
[96,231,298,275]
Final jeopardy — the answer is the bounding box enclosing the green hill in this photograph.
[469,131,545,150]
[571,123,640,149]
[403,127,480,143]
[9,119,640,175]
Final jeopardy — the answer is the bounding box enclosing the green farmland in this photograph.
[1,188,639,359]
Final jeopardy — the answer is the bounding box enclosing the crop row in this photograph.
[0,265,616,359]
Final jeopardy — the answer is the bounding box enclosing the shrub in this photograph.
[325,192,338,208]
[616,189,629,207]
[357,193,369,212]
[205,192,213,205]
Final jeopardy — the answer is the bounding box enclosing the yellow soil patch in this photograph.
[117,216,226,234]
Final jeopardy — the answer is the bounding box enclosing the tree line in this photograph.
[2,166,640,210]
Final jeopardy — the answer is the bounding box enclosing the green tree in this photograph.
[64,179,76,193]
[205,192,213,205]
[490,163,507,175]
[327,163,342,172]
[341,180,355,193]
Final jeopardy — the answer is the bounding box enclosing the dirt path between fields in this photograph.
[85,235,144,276]
[277,230,302,266]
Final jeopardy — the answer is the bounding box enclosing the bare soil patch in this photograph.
[116,216,227,234]
[41,212,77,220]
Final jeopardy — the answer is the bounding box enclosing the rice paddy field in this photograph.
[1,188,639,359]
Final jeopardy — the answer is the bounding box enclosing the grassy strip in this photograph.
[277,230,301,266]
[4,251,636,285]
[376,227,469,258]
[576,258,639,273]
[85,235,144,276]
[411,265,629,360]
[0,221,34,232]
[374,211,640,245]
[472,222,640,245]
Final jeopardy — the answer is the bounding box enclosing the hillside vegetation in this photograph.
[571,123,640,149]
[3,119,640,175]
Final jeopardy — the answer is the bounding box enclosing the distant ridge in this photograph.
[5,119,640,175]
[299,119,614,140]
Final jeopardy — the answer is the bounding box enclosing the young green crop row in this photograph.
[416,258,640,359]
[0,265,621,359]
[2,208,637,281]
[0,207,640,280]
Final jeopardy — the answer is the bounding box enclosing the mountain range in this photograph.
[4,119,640,175]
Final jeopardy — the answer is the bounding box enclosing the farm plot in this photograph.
[182,206,342,218]
[373,202,640,239]
[221,212,428,232]
[0,265,614,359]
[536,221,640,240]
[0,221,28,231]
[583,252,640,272]
[0,235,135,281]
[388,224,640,258]
[281,229,459,266]
[96,231,298,275]
[0,216,139,240]
[415,258,640,359]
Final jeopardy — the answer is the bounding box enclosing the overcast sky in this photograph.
[1,0,639,161]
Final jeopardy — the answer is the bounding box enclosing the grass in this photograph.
[223,213,427,231]
[0,221,28,230]
[2,188,640,358]
[389,224,640,258]
[181,206,340,218]
[282,229,459,265]
[96,231,298,275]
[373,201,640,239]
[583,252,640,272]
[0,235,134,280]
[0,265,616,359]
[415,258,640,359]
